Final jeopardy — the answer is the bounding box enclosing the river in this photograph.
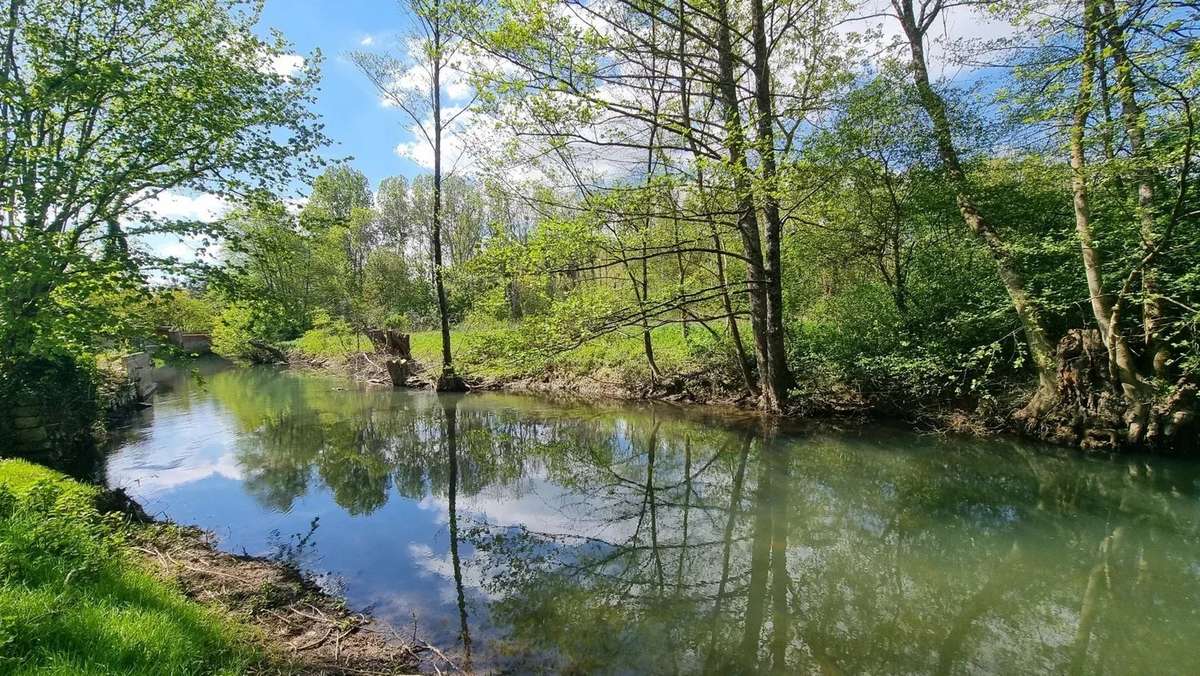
[102,359,1200,674]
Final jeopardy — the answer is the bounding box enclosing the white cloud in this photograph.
[360,35,376,46]
[445,76,472,102]
[391,106,481,174]
[122,190,230,266]
[140,190,230,222]
[265,53,305,79]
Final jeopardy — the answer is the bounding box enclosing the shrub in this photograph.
[146,289,220,333]
[210,302,258,358]
[290,318,371,358]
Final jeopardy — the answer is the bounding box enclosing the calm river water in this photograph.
[103,360,1200,674]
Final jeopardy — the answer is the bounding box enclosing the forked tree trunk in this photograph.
[1068,0,1154,442]
[749,0,795,410]
[1099,0,1171,379]
[713,0,788,411]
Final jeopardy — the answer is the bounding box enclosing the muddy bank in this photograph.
[107,490,461,675]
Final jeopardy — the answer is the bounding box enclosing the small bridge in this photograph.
[160,328,212,354]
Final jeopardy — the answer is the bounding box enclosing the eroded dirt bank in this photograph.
[111,491,463,675]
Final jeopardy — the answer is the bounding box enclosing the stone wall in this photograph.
[124,351,156,401]
[10,404,49,450]
[4,352,155,462]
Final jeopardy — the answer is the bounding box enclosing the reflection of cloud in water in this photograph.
[110,452,244,497]
[408,542,496,602]
[418,475,636,545]
[106,401,245,498]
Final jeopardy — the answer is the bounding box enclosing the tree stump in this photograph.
[367,329,412,360]
[1020,328,1199,451]
[385,359,409,387]
[368,329,414,387]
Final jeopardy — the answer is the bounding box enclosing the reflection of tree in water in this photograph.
[467,413,760,674]
[465,425,1200,674]
[205,369,1200,674]
[444,396,474,669]
[218,369,624,515]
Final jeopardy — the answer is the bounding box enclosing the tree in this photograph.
[301,164,375,315]
[303,163,373,225]
[0,0,326,422]
[376,175,413,252]
[464,0,850,409]
[220,196,322,341]
[889,0,1061,416]
[994,0,1199,446]
[352,0,478,390]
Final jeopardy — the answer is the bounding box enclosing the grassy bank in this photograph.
[0,459,428,675]
[283,322,1021,433]
[0,459,262,675]
[288,323,737,395]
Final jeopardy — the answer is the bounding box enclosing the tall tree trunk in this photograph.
[713,226,758,396]
[639,39,663,384]
[641,235,662,382]
[749,0,794,411]
[895,0,1059,411]
[431,7,453,373]
[675,209,690,341]
[431,5,464,392]
[1099,0,1170,379]
[673,2,757,397]
[713,0,781,410]
[1069,0,1152,440]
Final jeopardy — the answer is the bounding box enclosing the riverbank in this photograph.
[0,459,454,675]
[284,324,1012,437]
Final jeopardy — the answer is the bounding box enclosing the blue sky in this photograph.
[258,0,421,189]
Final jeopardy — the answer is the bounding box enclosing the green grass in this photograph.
[0,459,97,505]
[287,324,372,357]
[289,322,724,384]
[409,324,714,383]
[0,460,265,675]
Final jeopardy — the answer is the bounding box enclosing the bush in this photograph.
[210,302,258,358]
[146,289,220,333]
[290,318,371,358]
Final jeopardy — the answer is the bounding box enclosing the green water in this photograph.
[105,361,1200,674]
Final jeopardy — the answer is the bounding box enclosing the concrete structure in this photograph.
[163,329,212,354]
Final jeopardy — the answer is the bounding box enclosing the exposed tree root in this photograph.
[1018,329,1197,453]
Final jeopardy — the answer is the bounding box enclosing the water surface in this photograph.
[104,361,1200,674]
